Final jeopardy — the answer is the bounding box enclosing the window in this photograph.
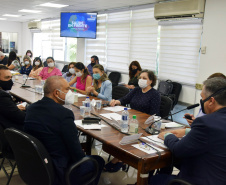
[157,20,202,85]
[33,19,77,62]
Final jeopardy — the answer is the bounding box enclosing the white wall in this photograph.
[0,20,22,55]
[21,22,32,57]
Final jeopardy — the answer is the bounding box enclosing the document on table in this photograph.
[141,135,168,149]
[73,93,86,98]
[100,113,122,121]
[103,106,131,112]
[132,144,163,154]
[74,120,108,130]
[164,122,184,128]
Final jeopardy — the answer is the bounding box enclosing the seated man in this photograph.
[151,77,226,185]
[24,76,104,185]
[0,65,26,130]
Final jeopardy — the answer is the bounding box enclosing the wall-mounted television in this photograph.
[60,12,97,39]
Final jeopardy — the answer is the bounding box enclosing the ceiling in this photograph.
[0,0,166,22]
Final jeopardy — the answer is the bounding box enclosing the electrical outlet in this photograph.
[196,83,203,90]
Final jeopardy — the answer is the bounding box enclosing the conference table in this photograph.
[10,76,182,185]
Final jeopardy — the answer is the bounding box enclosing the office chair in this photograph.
[0,124,17,185]
[108,72,121,87]
[160,95,173,119]
[4,128,99,185]
[168,178,192,185]
[62,64,69,73]
[112,86,130,100]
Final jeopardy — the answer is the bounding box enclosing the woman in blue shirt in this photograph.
[87,64,112,101]
[20,55,32,75]
[62,62,77,88]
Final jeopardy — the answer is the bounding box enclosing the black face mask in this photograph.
[131,69,138,75]
[200,87,226,114]
[91,63,96,67]
[0,79,14,91]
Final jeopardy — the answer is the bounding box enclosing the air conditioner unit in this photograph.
[28,21,41,29]
[154,0,205,20]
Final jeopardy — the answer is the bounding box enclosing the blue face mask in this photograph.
[93,73,101,80]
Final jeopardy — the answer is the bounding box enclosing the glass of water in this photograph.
[80,106,86,117]
[23,75,27,83]
[96,100,102,110]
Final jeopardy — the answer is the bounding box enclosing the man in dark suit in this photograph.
[24,76,104,185]
[0,65,25,130]
[150,77,226,185]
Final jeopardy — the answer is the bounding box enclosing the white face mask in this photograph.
[35,61,40,66]
[25,61,29,65]
[21,62,25,67]
[69,68,75,74]
[75,71,83,77]
[138,79,148,89]
[57,89,74,105]
[48,62,54,68]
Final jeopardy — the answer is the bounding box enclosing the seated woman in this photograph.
[25,50,33,60]
[87,64,112,101]
[124,61,142,90]
[7,51,21,72]
[62,62,77,88]
[38,57,62,80]
[29,57,43,79]
[105,70,161,172]
[20,56,32,75]
[69,62,92,94]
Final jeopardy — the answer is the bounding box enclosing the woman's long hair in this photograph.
[32,57,43,70]
[129,61,142,79]
[74,62,90,83]
[93,64,109,90]
[66,62,77,77]
[7,51,19,66]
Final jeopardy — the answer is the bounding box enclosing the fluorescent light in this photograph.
[19,9,42,13]
[3,14,21,17]
[38,3,68,8]
[0,18,7,20]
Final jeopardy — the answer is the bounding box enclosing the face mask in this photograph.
[0,79,13,91]
[48,62,54,68]
[69,68,75,74]
[75,71,83,77]
[27,53,31,57]
[56,89,74,105]
[131,69,138,75]
[138,79,148,89]
[25,61,29,65]
[35,61,40,66]
[91,63,96,67]
[93,73,101,80]
[21,63,25,67]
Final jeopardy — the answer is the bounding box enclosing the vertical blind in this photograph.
[85,14,107,67]
[158,20,202,85]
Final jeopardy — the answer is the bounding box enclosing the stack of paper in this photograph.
[141,135,168,149]
[164,122,184,128]
[74,120,108,130]
[100,113,122,121]
[132,144,164,154]
[103,106,130,112]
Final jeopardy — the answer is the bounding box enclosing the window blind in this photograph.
[106,11,131,72]
[85,14,107,67]
[158,19,203,85]
[130,8,158,71]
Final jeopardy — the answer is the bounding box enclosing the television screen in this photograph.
[60,12,97,39]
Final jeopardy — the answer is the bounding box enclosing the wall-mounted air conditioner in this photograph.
[154,0,205,20]
[28,21,41,29]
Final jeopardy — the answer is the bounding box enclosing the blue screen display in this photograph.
[60,12,97,39]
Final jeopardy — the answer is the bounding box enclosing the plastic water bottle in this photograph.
[129,115,139,134]
[121,108,129,133]
[85,97,91,117]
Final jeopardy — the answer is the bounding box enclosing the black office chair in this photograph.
[160,95,173,119]
[168,178,192,185]
[108,72,121,87]
[0,124,17,185]
[171,82,182,109]
[62,64,69,73]
[4,128,99,185]
[43,61,48,67]
[112,86,130,100]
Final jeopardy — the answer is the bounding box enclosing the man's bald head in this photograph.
[44,76,68,96]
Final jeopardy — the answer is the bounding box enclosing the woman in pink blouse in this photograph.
[38,57,62,80]
[69,62,92,94]
[29,57,43,79]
